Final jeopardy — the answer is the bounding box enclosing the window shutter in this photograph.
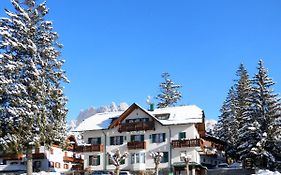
[152,134,156,143]
[141,135,144,141]
[89,156,93,165]
[88,138,92,144]
[110,137,114,145]
[162,133,166,141]
[97,155,100,165]
[97,137,101,144]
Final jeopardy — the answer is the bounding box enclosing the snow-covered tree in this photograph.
[250,60,281,169]
[214,87,238,158]
[234,64,253,160]
[156,72,182,108]
[0,0,68,174]
[235,64,253,130]
[215,61,281,169]
[215,64,253,160]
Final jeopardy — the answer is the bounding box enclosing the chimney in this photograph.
[148,103,154,111]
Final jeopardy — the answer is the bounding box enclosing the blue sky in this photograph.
[1,0,281,122]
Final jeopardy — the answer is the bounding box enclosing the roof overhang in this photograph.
[108,103,163,129]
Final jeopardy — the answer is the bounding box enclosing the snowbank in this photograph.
[20,172,61,175]
[255,169,281,175]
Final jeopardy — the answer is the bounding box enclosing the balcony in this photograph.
[71,164,84,171]
[0,154,23,160]
[171,139,202,148]
[63,156,83,164]
[76,144,104,152]
[118,121,155,132]
[127,141,146,150]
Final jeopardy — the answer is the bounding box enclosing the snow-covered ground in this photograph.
[254,169,281,175]
[20,172,61,175]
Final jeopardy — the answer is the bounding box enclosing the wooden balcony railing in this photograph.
[71,164,84,171]
[76,144,104,152]
[118,121,155,132]
[127,141,146,150]
[63,156,83,164]
[171,139,202,148]
[0,154,23,160]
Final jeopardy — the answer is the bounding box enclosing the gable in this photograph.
[109,103,161,129]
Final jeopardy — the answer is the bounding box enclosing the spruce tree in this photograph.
[0,0,68,174]
[156,72,182,108]
[234,64,253,160]
[214,87,238,158]
[250,60,281,169]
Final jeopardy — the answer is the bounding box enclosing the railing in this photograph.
[171,139,202,148]
[71,164,84,171]
[118,121,155,132]
[127,141,146,150]
[76,144,104,152]
[0,154,23,160]
[63,156,83,163]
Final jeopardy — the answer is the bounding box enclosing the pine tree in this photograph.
[215,64,253,160]
[156,72,182,108]
[214,87,238,158]
[0,0,68,174]
[234,64,253,160]
[250,60,281,169]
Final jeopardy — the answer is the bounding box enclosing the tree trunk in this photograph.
[116,166,120,175]
[26,146,33,175]
[155,164,159,175]
[186,161,189,175]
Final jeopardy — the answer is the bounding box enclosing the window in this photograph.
[136,153,139,163]
[110,136,124,145]
[89,155,100,166]
[154,113,170,120]
[88,137,101,144]
[160,152,169,163]
[64,164,69,169]
[179,132,186,140]
[55,162,61,168]
[131,135,144,142]
[131,153,145,164]
[126,118,149,123]
[151,133,166,143]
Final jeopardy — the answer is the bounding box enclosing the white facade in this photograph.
[76,103,205,174]
[0,140,83,174]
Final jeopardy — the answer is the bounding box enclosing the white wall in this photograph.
[81,108,202,172]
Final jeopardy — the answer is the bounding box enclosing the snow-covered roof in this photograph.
[150,105,203,125]
[74,111,123,131]
[74,104,203,131]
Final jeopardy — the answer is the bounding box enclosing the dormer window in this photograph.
[154,113,170,120]
[126,118,149,123]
